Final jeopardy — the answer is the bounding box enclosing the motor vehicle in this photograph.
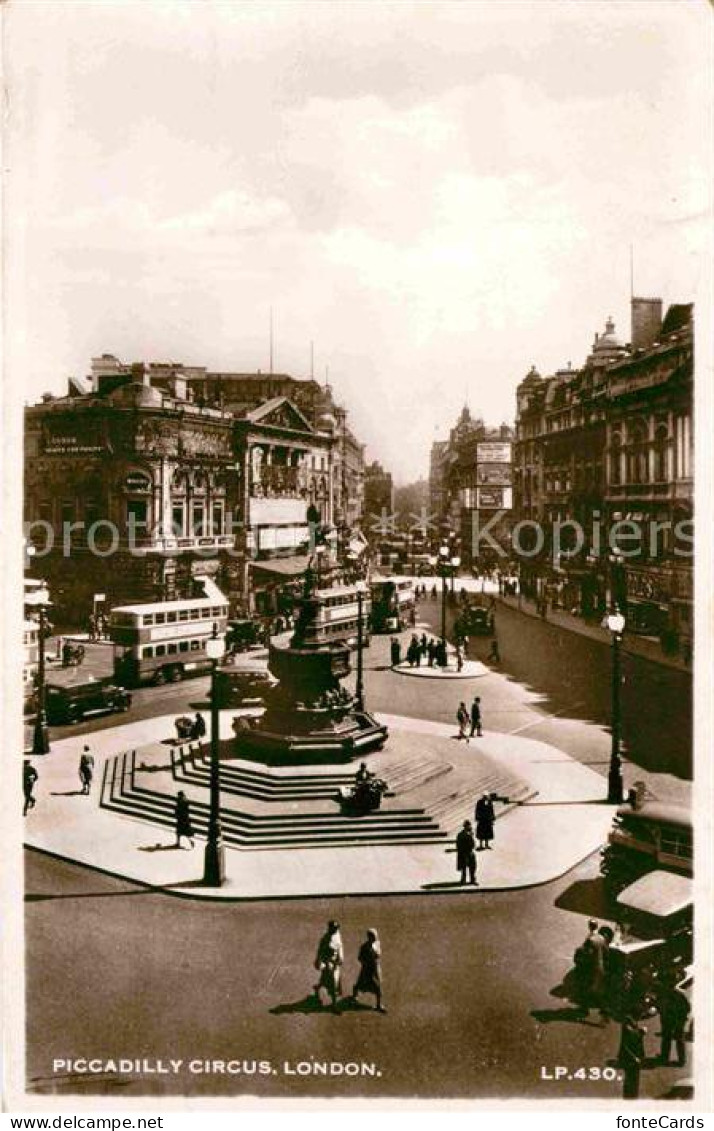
[605,870,693,1020]
[109,579,229,687]
[456,604,495,637]
[45,678,132,725]
[600,800,693,893]
[226,618,263,653]
[211,665,276,709]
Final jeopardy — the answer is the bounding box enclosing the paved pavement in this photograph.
[22,706,615,898]
[497,591,691,673]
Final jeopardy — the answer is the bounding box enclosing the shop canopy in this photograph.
[250,555,311,579]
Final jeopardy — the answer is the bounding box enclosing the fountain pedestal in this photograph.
[238,637,388,763]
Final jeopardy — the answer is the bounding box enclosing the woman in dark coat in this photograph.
[175,791,195,849]
[350,929,386,1012]
[475,794,495,849]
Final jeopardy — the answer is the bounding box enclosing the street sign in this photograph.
[93,593,106,603]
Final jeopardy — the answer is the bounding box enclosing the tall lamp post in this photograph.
[429,545,460,648]
[355,580,367,712]
[203,623,226,887]
[29,584,51,755]
[606,609,626,804]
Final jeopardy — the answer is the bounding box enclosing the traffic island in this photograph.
[23,711,615,899]
[392,659,489,679]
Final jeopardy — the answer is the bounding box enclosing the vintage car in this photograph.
[211,665,276,709]
[45,678,132,725]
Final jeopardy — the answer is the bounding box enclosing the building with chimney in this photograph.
[512,297,693,650]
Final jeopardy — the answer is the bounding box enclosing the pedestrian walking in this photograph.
[657,978,690,1067]
[23,759,38,816]
[456,820,478,885]
[427,638,436,667]
[313,919,343,1012]
[474,794,495,849]
[350,929,386,1013]
[78,746,95,795]
[469,696,483,738]
[420,632,428,658]
[191,711,207,741]
[487,637,501,664]
[457,701,470,740]
[455,643,464,672]
[390,636,401,667]
[617,1015,646,1099]
[88,613,97,642]
[435,639,447,668]
[174,790,195,848]
[407,634,420,667]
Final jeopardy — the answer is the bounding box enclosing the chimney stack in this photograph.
[631,297,662,351]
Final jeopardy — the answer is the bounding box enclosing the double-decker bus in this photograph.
[109,578,230,687]
[370,577,415,632]
[295,584,371,649]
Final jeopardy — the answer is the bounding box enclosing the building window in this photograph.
[653,425,669,482]
[191,502,205,536]
[610,433,622,486]
[172,502,185,537]
[212,502,224,536]
[627,422,648,484]
[127,498,148,528]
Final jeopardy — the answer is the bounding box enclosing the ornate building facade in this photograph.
[512,299,694,648]
[25,358,368,622]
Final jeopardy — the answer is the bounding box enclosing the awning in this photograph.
[616,871,693,919]
[250,555,311,580]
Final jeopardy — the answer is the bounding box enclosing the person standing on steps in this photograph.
[191,711,206,742]
[475,794,495,849]
[174,790,195,849]
[456,820,478,885]
[469,696,483,738]
[350,929,386,1013]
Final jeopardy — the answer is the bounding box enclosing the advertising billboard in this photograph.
[476,441,511,463]
[477,486,513,510]
[476,463,512,486]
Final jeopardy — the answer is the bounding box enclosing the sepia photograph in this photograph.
[3,0,711,1115]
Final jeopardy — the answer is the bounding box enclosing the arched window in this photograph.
[653,424,669,482]
[627,422,648,484]
[610,432,622,486]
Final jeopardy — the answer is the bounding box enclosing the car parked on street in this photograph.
[45,678,132,725]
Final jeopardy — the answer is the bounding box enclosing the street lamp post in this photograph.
[32,587,51,755]
[355,581,367,712]
[203,624,226,887]
[606,609,626,805]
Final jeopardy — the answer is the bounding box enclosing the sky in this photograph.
[6,0,711,483]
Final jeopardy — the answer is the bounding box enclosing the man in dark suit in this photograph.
[456,820,478,885]
[469,696,483,738]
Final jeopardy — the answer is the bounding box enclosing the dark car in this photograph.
[211,666,276,709]
[226,618,263,653]
[45,679,132,725]
[458,605,495,636]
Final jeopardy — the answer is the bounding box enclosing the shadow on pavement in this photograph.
[270,994,333,1016]
[554,876,616,920]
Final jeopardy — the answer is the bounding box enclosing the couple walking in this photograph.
[457,696,483,740]
[313,920,385,1014]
